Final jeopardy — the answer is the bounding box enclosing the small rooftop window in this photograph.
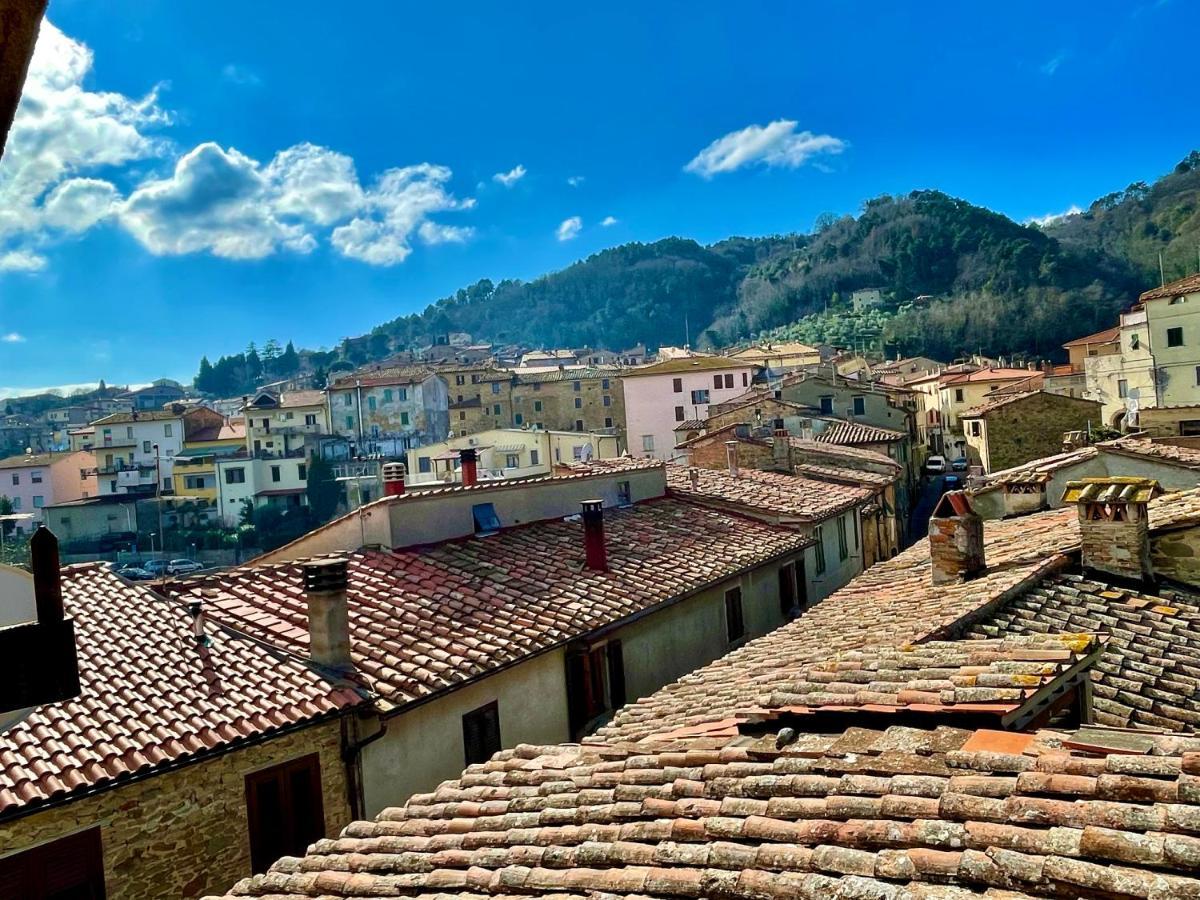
[472,502,501,536]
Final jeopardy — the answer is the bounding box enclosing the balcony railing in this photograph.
[250,448,307,460]
[86,462,155,476]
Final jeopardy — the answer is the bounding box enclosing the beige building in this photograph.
[406,427,623,484]
[726,341,821,371]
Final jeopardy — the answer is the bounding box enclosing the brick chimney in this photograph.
[1001,476,1047,517]
[1063,478,1163,584]
[382,461,406,496]
[725,440,739,478]
[772,431,791,471]
[928,491,985,585]
[303,558,354,673]
[460,447,478,486]
[581,499,608,571]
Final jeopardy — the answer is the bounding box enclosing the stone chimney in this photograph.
[581,500,608,571]
[772,431,791,471]
[1063,478,1163,584]
[1001,476,1047,518]
[928,491,985,585]
[460,447,478,486]
[725,440,739,478]
[382,461,406,497]
[303,558,354,673]
[688,467,700,491]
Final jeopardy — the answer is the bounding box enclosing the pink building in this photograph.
[0,450,98,533]
[622,356,758,460]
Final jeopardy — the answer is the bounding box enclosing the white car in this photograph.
[167,559,204,576]
[925,455,947,475]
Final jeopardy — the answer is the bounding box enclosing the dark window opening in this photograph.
[725,586,745,644]
[0,827,106,899]
[462,701,501,766]
[565,640,625,740]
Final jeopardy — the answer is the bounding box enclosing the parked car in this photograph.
[167,559,204,576]
[118,567,155,581]
[142,559,170,576]
[925,455,947,475]
[943,474,963,490]
[951,457,969,472]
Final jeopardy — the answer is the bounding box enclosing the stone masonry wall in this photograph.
[0,720,350,900]
[1080,514,1150,582]
[1152,525,1200,586]
[982,394,1103,472]
[689,437,775,472]
[511,376,626,435]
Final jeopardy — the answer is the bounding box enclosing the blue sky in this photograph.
[0,0,1197,394]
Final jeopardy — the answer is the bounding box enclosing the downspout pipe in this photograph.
[341,714,388,821]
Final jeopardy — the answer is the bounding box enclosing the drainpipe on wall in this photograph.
[355,381,365,444]
[341,714,388,821]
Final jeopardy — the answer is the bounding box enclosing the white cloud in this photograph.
[1,333,26,343]
[120,142,316,259]
[0,250,46,272]
[0,21,474,271]
[1040,52,1066,76]
[567,175,585,187]
[556,216,582,241]
[492,164,526,187]
[1027,204,1082,227]
[684,119,846,178]
[221,63,262,87]
[0,21,165,253]
[600,215,618,227]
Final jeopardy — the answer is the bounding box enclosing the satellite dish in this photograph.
[580,443,594,461]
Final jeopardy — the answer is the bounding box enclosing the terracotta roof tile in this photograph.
[214,722,1200,899]
[187,498,811,707]
[788,437,902,469]
[1140,273,1200,302]
[814,421,906,446]
[664,463,873,523]
[0,565,361,818]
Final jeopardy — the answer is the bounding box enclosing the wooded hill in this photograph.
[194,151,1200,388]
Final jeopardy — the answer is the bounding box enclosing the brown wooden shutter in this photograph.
[606,640,626,709]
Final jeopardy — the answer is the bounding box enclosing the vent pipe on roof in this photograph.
[188,598,210,647]
[688,467,700,491]
[382,461,406,497]
[303,558,354,673]
[928,490,985,585]
[460,447,478,487]
[725,440,739,478]
[30,525,63,624]
[581,499,608,571]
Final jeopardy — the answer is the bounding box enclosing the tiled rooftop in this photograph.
[514,366,622,384]
[815,420,906,446]
[328,366,435,388]
[1140,272,1200,302]
[187,498,811,708]
[664,463,872,523]
[959,391,1042,419]
[216,722,1200,899]
[0,564,362,818]
[793,462,897,488]
[788,436,902,469]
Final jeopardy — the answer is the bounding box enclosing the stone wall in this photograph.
[980,393,1103,472]
[1080,509,1151,582]
[1152,525,1200,586]
[928,514,984,584]
[688,437,775,472]
[0,720,350,899]
[511,376,626,435]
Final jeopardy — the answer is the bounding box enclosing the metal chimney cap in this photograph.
[581,499,604,514]
[303,557,349,592]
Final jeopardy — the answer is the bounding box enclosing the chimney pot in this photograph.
[928,491,985,585]
[580,499,608,571]
[30,525,63,624]
[1064,478,1163,584]
[459,447,479,486]
[688,467,700,490]
[382,461,406,496]
[303,558,354,672]
[724,440,740,478]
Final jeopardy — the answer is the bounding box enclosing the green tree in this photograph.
[278,340,301,377]
[305,455,341,523]
[195,355,216,393]
[0,495,13,538]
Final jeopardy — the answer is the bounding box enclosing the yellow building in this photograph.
[406,427,623,485]
[171,419,247,506]
[727,341,821,371]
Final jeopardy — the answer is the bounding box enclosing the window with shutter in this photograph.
[245,753,325,874]
[725,587,745,644]
[0,826,107,898]
[565,639,625,740]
